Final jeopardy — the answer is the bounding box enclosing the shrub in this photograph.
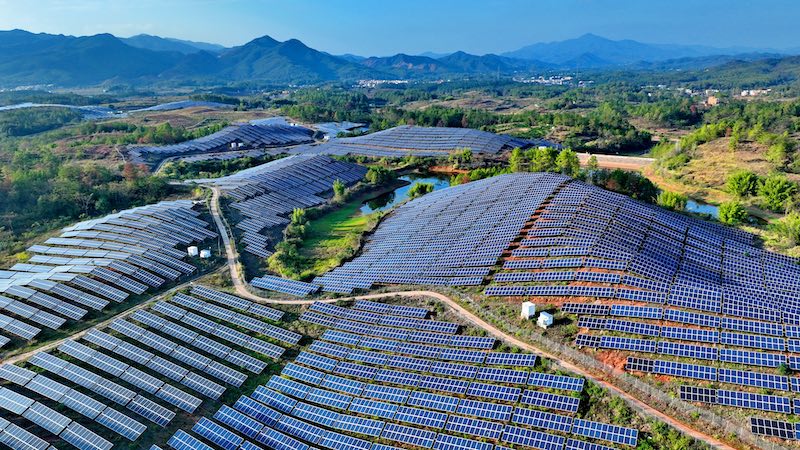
[365,166,396,185]
[656,191,687,211]
[332,179,346,200]
[718,201,748,225]
[758,174,797,211]
[725,170,759,198]
[408,182,434,199]
[773,212,800,246]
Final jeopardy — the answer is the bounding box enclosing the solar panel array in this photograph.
[287,125,560,157]
[198,154,367,259]
[164,301,636,450]
[0,200,215,349]
[131,123,314,160]
[0,284,295,449]
[382,175,800,437]
[314,173,569,293]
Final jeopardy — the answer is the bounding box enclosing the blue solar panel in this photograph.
[445,415,504,439]
[192,417,243,450]
[572,418,639,446]
[512,407,574,433]
[501,425,564,450]
[519,390,580,413]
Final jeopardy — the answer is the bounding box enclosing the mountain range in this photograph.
[0,29,795,88]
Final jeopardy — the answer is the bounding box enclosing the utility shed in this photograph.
[521,302,536,320]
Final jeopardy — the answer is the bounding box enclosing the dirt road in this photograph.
[577,152,654,171]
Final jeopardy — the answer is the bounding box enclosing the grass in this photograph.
[295,196,379,278]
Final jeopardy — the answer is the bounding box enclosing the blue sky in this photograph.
[1,0,798,55]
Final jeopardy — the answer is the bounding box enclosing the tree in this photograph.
[509,148,525,173]
[290,208,307,226]
[365,166,396,185]
[528,148,558,173]
[448,148,472,168]
[718,201,748,225]
[555,149,580,177]
[408,182,434,199]
[586,155,599,172]
[726,170,759,198]
[332,179,346,200]
[758,174,797,212]
[656,191,687,211]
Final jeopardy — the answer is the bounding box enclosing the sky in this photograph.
[1,0,798,56]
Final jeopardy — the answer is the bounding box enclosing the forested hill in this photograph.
[1,29,799,89]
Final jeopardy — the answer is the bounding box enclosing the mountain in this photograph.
[437,51,538,73]
[0,30,376,87]
[360,54,449,76]
[418,51,451,59]
[0,28,793,88]
[335,53,366,63]
[503,33,776,67]
[123,34,226,54]
[217,36,377,83]
[0,29,181,86]
[359,52,540,77]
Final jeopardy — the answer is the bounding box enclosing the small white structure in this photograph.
[187,246,199,257]
[199,249,212,259]
[537,311,554,329]
[521,302,536,320]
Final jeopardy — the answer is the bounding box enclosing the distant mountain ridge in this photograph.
[123,34,226,54]
[0,29,796,87]
[502,33,777,67]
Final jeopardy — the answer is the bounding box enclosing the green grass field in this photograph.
[296,198,377,278]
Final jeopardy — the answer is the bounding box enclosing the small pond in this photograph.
[360,173,451,214]
[685,199,719,218]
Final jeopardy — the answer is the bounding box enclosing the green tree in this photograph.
[528,148,558,172]
[509,148,525,172]
[758,174,797,211]
[555,149,580,177]
[656,191,687,211]
[586,155,599,172]
[726,170,759,198]
[365,166,396,185]
[332,179,346,200]
[408,182,434,199]
[718,201,748,225]
[290,208,307,225]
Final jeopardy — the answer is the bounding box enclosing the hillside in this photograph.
[0,30,180,86]
[1,29,799,88]
[503,33,769,67]
[122,33,226,54]
[0,30,377,87]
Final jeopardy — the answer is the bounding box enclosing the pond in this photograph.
[360,173,451,214]
[685,199,719,218]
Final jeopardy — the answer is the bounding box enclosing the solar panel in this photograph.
[750,417,796,440]
[716,389,791,413]
[572,418,639,446]
[519,390,580,413]
[501,425,564,450]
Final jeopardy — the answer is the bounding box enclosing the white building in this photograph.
[200,249,212,259]
[537,312,554,329]
[521,302,536,320]
[187,246,199,257]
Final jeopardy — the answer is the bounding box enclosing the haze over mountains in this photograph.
[0,29,795,88]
